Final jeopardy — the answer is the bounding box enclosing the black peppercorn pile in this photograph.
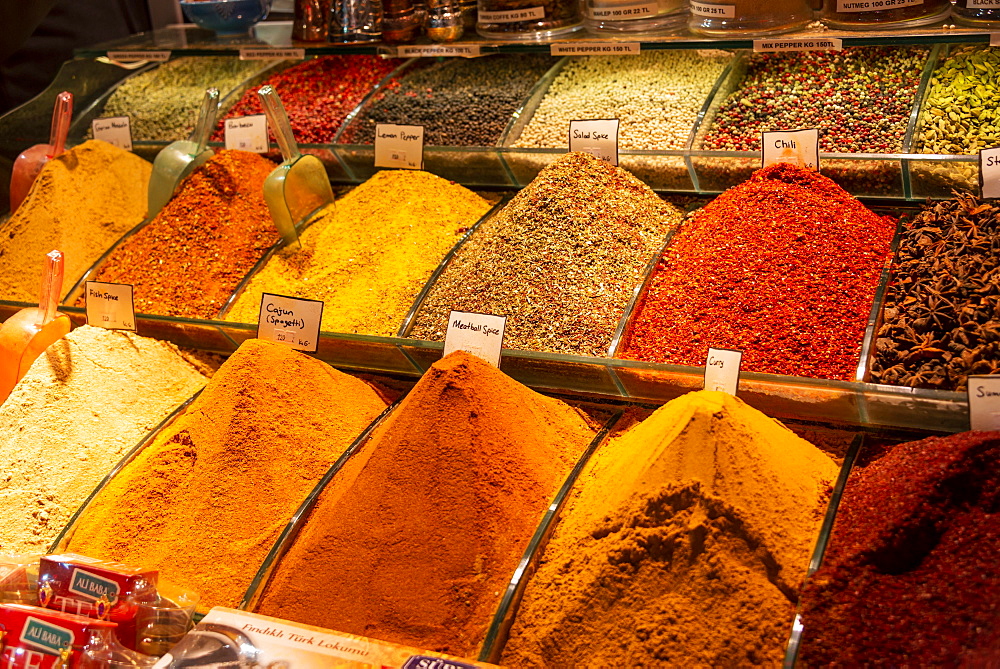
[872,193,1000,390]
[341,55,553,146]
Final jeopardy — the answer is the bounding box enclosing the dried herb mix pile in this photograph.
[502,391,838,666]
[255,351,596,656]
[799,431,1000,666]
[873,193,1000,390]
[66,339,389,611]
[87,150,280,319]
[621,163,895,380]
[409,152,683,357]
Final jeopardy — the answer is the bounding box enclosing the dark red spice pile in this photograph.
[798,431,1000,666]
[213,55,401,145]
[88,150,279,319]
[619,163,895,380]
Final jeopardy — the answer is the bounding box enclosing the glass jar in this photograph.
[583,0,688,33]
[820,0,950,28]
[426,0,465,40]
[949,0,997,25]
[329,0,383,41]
[382,0,422,42]
[293,0,331,40]
[689,0,810,35]
[476,0,582,39]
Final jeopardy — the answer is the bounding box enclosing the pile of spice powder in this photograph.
[0,140,151,303]
[254,351,596,657]
[700,47,927,153]
[502,390,838,667]
[0,325,212,553]
[85,150,280,319]
[512,51,729,150]
[95,57,270,141]
[409,152,682,357]
[65,338,389,611]
[225,170,491,336]
[341,55,552,146]
[872,193,1000,390]
[213,55,401,144]
[620,163,895,380]
[798,431,1000,666]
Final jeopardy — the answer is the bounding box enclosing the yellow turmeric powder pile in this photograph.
[501,390,839,667]
[225,170,491,336]
[254,351,597,657]
[64,338,389,610]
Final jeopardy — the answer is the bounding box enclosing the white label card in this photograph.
[374,123,424,170]
[836,0,920,11]
[550,42,640,56]
[85,282,136,331]
[239,48,306,60]
[569,119,619,165]
[704,348,742,395]
[753,38,842,52]
[225,114,269,153]
[257,293,323,353]
[91,116,133,151]
[968,375,1000,430]
[761,128,820,170]
[979,147,1000,199]
[478,6,546,21]
[397,44,482,57]
[106,50,171,63]
[444,310,506,368]
[690,1,736,17]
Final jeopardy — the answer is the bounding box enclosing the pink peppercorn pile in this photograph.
[798,431,1000,666]
[213,55,401,144]
[619,163,895,381]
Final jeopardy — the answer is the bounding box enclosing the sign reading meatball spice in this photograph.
[761,129,819,170]
[704,347,742,395]
[569,119,620,165]
[374,124,424,170]
[85,281,135,332]
[444,310,506,367]
[257,293,323,353]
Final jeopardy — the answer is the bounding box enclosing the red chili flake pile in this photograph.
[212,55,401,144]
[88,150,279,319]
[619,163,895,380]
[798,431,1000,666]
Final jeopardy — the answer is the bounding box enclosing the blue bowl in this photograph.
[180,0,272,35]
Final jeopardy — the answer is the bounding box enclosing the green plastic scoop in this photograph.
[257,84,334,250]
[147,87,220,217]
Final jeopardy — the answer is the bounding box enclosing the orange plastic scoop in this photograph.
[0,250,73,404]
[9,91,73,214]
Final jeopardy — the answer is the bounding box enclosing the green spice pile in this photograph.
[96,57,270,141]
[873,193,1000,390]
[915,46,1000,155]
[408,152,683,357]
[342,56,553,146]
[700,47,927,153]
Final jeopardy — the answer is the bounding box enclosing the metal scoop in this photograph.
[0,250,73,404]
[9,92,73,214]
[257,84,334,250]
[147,88,220,218]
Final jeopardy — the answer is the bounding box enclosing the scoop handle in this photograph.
[38,250,64,326]
[190,87,220,152]
[49,92,73,157]
[257,85,301,163]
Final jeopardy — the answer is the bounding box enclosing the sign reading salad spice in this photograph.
[91,117,133,151]
[761,128,819,170]
[224,114,269,153]
[257,293,323,353]
[979,147,1000,199]
[444,310,506,367]
[374,123,424,170]
[704,347,742,395]
[967,375,1000,430]
[569,119,620,165]
[85,282,136,332]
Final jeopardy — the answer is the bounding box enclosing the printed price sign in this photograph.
[239,48,306,60]
[374,124,424,170]
[397,44,482,57]
[225,115,269,153]
[753,38,842,52]
[837,0,920,11]
[106,50,171,63]
[967,375,1000,430]
[85,282,135,331]
[91,117,133,151]
[444,310,506,367]
[690,0,736,16]
[478,6,546,21]
[569,119,619,165]
[704,347,742,395]
[550,42,640,56]
[761,128,819,170]
[585,1,657,18]
[257,293,323,353]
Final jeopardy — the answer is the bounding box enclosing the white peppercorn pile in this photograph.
[512,50,731,150]
[94,57,273,142]
[342,55,554,147]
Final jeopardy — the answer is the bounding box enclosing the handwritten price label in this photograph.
[444,310,506,367]
[225,115,269,153]
[85,282,136,331]
[257,293,323,353]
[704,347,742,395]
